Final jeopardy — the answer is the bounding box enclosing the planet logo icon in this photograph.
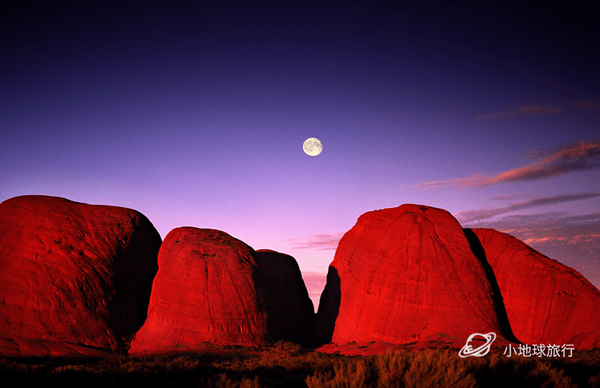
[458,332,496,358]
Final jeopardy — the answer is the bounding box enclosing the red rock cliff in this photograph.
[130,227,267,355]
[471,228,600,349]
[0,195,161,357]
[130,229,315,355]
[316,204,509,345]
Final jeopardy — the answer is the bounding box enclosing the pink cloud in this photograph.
[454,193,600,223]
[417,140,600,189]
[574,100,600,110]
[484,140,600,185]
[522,236,570,245]
[518,104,563,115]
[416,174,487,190]
[285,231,345,250]
[477,104,563,121]
[477,111,515,121]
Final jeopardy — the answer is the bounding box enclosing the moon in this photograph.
[303,137,323,156]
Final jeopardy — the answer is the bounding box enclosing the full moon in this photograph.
[303,137,323,156]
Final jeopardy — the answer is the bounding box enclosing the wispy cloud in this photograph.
[477,111,515,121]
[417,140,600,189]
[485,140,600,185]
[574,100,600,111]
[415,175,487,190]
[285,231,345,250]
[489,193,531,201]
[454,192,600,223]
[523,233,600,246]
[518,104,563,115]
[477,104,563,121]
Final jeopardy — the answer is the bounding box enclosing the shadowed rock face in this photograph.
[0,195,161,357]
[130,229,315,355]
[472,228,600,349]
[316,204,507,345]
[255,250,315,346]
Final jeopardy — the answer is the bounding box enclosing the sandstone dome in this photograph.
[0,195,161,357]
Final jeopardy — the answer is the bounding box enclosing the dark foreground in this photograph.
[1,342,599,387]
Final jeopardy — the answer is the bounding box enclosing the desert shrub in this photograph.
[265,341,302,358]
[305,350,477,388]
[305,356,373,388]
[371,350,412,387]
[2,347,599,387]
[203,373,262,388]
[466,352,579,388]
[524,361,572,387]
[401,350,477,388]
[471,353,534,385]
[51,364,90,374]
[0,358,35,374]
[553,348,600,388]
[304,349,581,388]
[589,371,600,388]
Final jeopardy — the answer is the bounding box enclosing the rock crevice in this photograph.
[315,205,600,350]
[463,228,519,344]
[129,228,315,356]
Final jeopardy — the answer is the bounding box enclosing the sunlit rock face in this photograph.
[472,228,600,349]
[316,204,509,345]
[129,228,266,354]
[130,228,315,355]
[0,195,161,357]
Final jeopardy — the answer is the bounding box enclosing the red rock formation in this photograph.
[255,250,315,345]
[316,204,509,345]
[471,228,600,349]
[130,230,316,355]
[0,195,161,357]
[130,227,267,354]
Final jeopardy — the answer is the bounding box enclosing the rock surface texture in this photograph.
[130,229,315,355]
[0,195,161,357]
[4,195,597,356]
[471,228,600,349]
[316,204,509,345]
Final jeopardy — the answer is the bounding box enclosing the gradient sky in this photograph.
[2,1,599,298]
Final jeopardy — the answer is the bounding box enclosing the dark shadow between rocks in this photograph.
[463,228,521,344]
[313,266,341,345]
[109,215,161,350]
[253,250,316,346]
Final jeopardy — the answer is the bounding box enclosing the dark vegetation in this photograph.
[1,342,599,387]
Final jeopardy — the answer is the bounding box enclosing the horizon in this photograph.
[2,1,599,298]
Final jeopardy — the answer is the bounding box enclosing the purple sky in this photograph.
[2,2,599,300]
